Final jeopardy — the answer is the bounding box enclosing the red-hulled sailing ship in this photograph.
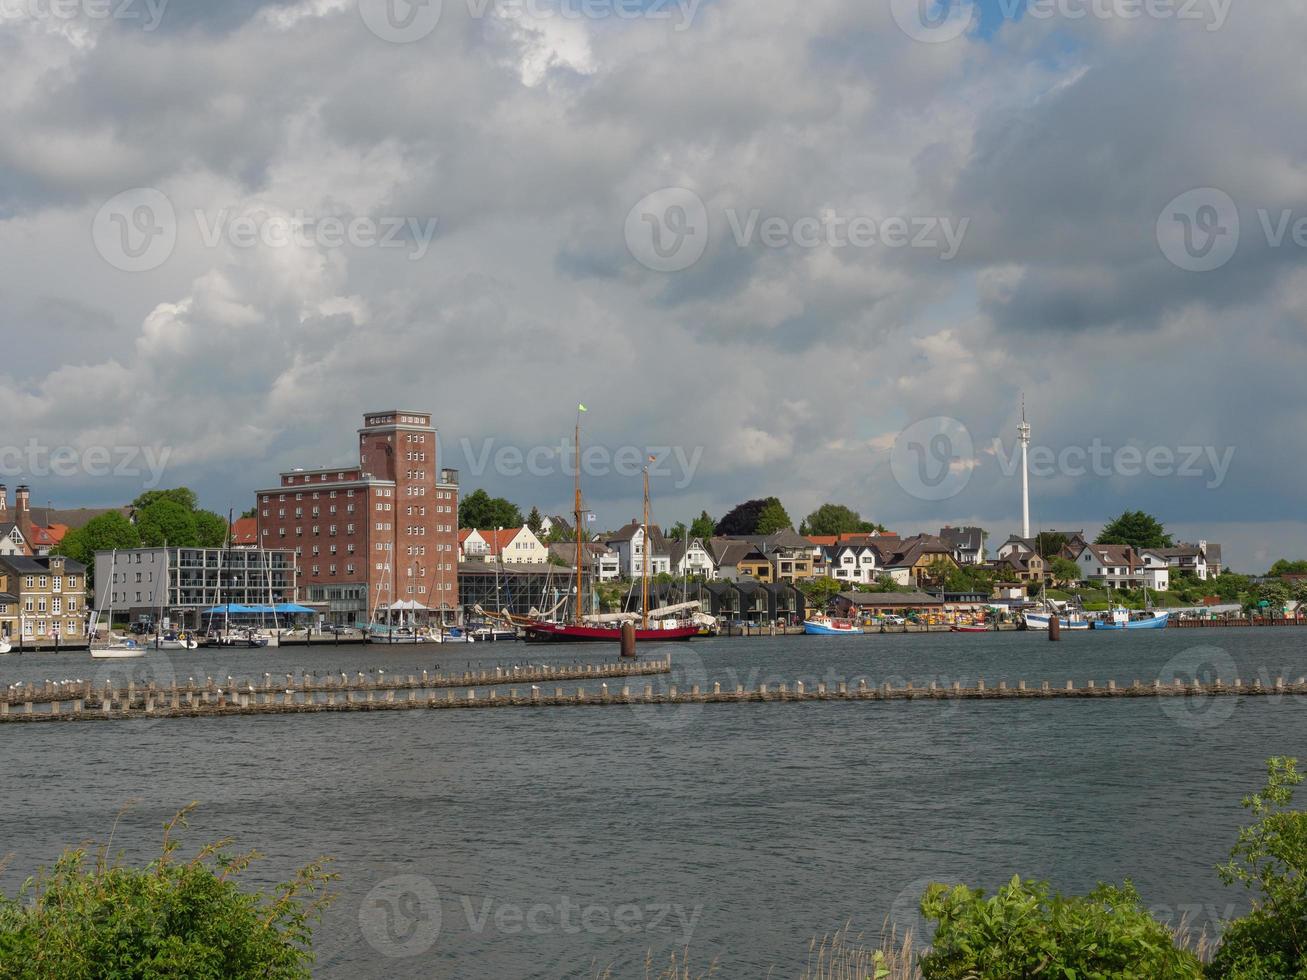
[504,409,700,644]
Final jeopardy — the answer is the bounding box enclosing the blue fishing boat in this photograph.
[803,616,864,636]
[1091,607,1170,630]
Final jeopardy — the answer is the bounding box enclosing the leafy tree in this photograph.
[131,487,199,513]
[919,878,1202,979]
[1049,557,1081,585]
[545,522,575,545]
[195,510,230,548]
[667,521,688,542]
[136,499,199,547]
[525,506,544,536]
[756,498,792,535]
[715,499,769,536]
[1096,511,1173,551]
[1209,757,1307,977]
[1268,559,1307,577]
[458,489,522,530]
[1252,582,1291,614]
[239,506,257,520]
[1034,531,1069,559]
[689,511,716,542]
[53,513,141,585]
[0,806,335,978]
[799,503,883,536]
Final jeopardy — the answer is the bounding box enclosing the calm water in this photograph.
[3,629,1306,978]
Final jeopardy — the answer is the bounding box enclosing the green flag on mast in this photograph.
[578,404,587,412]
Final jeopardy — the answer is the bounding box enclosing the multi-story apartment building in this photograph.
[0,554,88,642]
[93,547,298,628]
[255,411,460,625]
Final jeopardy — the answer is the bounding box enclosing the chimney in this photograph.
[14,486,31,548]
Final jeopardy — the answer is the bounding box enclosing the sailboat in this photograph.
[513,411,698,644]
[91,550,146,659]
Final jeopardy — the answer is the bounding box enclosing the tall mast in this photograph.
[573,414,585,625]
[642,466,651,630]
[1019,396,1032,540]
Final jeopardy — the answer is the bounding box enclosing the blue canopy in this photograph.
[203,604,258,614]
[202,603,315,615]
[274,603,317,614]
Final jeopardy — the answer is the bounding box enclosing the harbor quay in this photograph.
[4,668,1307,723]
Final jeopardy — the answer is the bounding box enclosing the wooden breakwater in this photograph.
[2,658,673,708]
[4,673,1307,724]
[1171,616,1307,628]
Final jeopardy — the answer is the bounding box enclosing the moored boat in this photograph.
[950,623,990,633]
[803,616,864,636]
[1091,608,1170,630]
[1024,612,1091,631]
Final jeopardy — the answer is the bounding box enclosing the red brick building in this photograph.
[255,411,460,626]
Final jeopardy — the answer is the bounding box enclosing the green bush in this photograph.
[918,877,1203,979]
[0,807,334,979]
[1207,757,1307,978]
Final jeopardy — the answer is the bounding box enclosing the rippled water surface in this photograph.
[3,628,1305,978]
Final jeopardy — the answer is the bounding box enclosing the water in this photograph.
[3,628,1306,978]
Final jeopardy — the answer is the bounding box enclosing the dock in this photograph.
[3,665,1306,723]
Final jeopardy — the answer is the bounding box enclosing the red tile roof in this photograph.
[230,517,258,546]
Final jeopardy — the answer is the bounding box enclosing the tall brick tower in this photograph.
[256,411,460,626]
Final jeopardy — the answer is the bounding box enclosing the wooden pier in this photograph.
[3,667,1307,723]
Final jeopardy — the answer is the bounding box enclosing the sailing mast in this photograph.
[641,465,651,630]
[573,410,585,625]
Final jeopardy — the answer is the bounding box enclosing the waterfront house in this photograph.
[0,523,27,556]
[1136,549,1172,591]
[706,539,753,581]
[668,537,715,579]
[825,543,881,584]
[939,526,986,565]
[1152,542,1222,581]
[0,554,88,641]
[476,526,548,564]
[459,529,489,561]
[548,542,621,581]
[717,530,818,582]
[990,551,1045,584]
[1074,543,1148,590]
[881,535,959,588]
[539,515,572,539]
[605,521,672,579]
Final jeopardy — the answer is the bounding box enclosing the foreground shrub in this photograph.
[0,806,334,979]
[918,877,1203,979]
[1207,757,1307,978]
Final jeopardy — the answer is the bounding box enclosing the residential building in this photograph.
[473,526,548,564]
[230,517,259,548]
[939,526,985,565]
[706,538,753,581]
[1073,543,1169,590]
[539,515,572,539]
[991,551,1044,583]
[0,554,89,641]
[605,522,672,579]
[702,580,807,625]
[668,537,715,579]
[255,411,460,625]
[549,542,621,581]
[93,547,299,628]
[824,543,882,585]
[715,530,818,582]
[459,529,489,561]
[880,535,959,588]
[1152,542,1222,581]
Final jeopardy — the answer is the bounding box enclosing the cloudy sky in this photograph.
[1,0,1302,570]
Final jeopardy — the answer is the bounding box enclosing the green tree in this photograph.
[919,878,1202,979]
[194,510,230,548]
[1209,757,1307,977]
[1253,581,1291,614]
[458,489,522,530]
[667,521,688,542]
[797,576,844,609]
[716,498,790,536]
[756,498,793,535]
[689,511,716,542]
[0,806,334,979]
[131,487,199,513]
[799,503,880,536]
[1268,559,1307,577]
[1034,531,1069,559]
[136,499,199,547]
[1096,511,1173,551]
[525,506,544,536]
[53,513,141,586]
[1049,557,1081,585]
[239,506,257,520]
